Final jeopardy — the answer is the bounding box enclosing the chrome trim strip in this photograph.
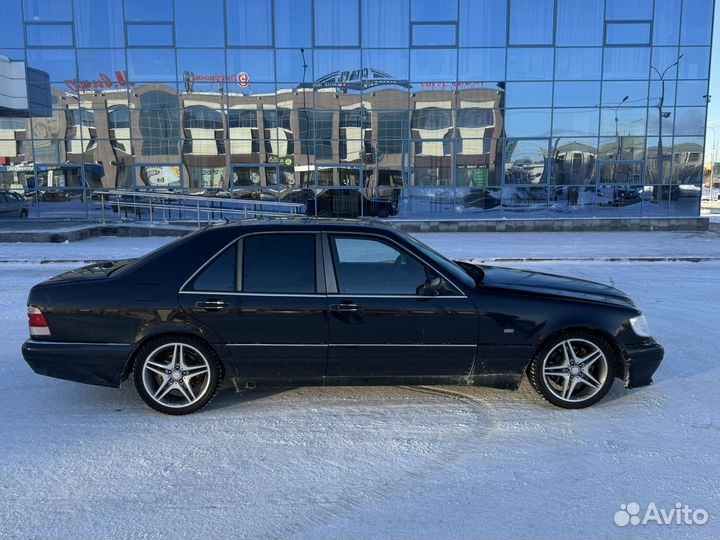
[179,290,466,299]
[226,343,476,347]
[180,291,324,298]
[25,340,131,346]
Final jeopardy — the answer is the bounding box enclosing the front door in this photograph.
[323,234,478,380]
[179,232,328,381]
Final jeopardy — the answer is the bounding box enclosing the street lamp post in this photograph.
[651,54,683,201]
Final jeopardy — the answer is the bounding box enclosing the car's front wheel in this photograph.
[528,332,615,409]
[133,337,222,415]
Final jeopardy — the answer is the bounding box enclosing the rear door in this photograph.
[179,232,328,381]
[323,233,478,380]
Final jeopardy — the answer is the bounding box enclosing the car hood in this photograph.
[470,263,635,307]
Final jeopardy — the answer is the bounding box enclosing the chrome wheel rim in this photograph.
[141,343,211,408]
[542,338,608,403]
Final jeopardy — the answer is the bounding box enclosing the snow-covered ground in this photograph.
[0,235,719,539]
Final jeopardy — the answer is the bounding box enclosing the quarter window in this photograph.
[188,244,237,292]
[243,234,316,294]
[331,236,436,295]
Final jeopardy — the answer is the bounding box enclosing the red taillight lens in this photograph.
[28,306,50,336]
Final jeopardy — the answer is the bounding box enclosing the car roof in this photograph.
[209,217,401,234]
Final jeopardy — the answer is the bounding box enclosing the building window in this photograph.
[139,91,180,156]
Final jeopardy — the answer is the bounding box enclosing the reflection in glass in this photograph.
[127,24,174,47]
[127,49,176,81]
[505,140,548,184]
[73,0,124,47]
[603,48,650,79]
[551,138,597,185]
[653,0,681,45]
[227,0,272,46]
[275,0,312,47]
[458,49,505,82]
[678,47,710,79]
[506,82,553,108]
[554,82,600,107]
[600,108,647,137]
[599,136,645,160]
[605,0,653,20]
[314,0,359,47]
[26,24,73,47]
[504,109,551,137]
[175,0,223,47]
[680,0,713,45]
[671,137,704,184]
[412,0,458,21]
[23,0,72,21]
[125,0,174,21]
[673,107,706,136]
[552,109,599,137]
[606,23,651,45]
[507,48,554,80]
[554,48,602,80]
[411,49,457,82]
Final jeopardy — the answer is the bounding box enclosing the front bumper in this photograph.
[22,340,134,388]
[621,338,664,389]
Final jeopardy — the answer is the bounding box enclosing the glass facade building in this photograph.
[0,0,713,220]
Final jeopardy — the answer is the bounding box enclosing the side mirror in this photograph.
[423,276,443,296]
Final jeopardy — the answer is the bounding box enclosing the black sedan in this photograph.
[22,219,664,414]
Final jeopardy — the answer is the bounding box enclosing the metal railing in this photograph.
[97,190,304,227]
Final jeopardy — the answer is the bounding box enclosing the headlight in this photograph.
[629,315,652,337]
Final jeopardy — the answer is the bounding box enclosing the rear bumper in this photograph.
[21,340,134,388]
[622,339,665,389]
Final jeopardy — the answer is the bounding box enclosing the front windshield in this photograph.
[399,230,478,288]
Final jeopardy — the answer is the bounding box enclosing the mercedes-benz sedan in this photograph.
[22,219,664,414]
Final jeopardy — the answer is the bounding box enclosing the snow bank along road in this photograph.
[0,235,718,539]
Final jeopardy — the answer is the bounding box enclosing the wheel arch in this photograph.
[526,326,627,381]
[121,330,236,382]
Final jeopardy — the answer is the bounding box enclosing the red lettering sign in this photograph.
[64,71,136,93]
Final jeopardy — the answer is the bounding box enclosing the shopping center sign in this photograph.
[64,71,135,93]
[308,68,410,90]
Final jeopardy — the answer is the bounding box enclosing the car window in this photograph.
[243,234,315,294]
[188,243,237,292]
[330,236,432,295]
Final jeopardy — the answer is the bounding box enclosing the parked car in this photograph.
[0,190,29,218]
[306,189,398,218]
[22,219,664,414]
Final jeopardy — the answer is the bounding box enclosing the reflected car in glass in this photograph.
[21,219,664,414]
[0,190,29,218]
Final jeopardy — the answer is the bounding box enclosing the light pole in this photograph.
[651,54,683,200]
[709,126,718,197]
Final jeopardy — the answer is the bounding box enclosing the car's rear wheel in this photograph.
[133,337,222,415]
[528,332,615,409]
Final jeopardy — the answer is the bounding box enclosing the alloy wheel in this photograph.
[141,343,212,409]
[541,338,609,403]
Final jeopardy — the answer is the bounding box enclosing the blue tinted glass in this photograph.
[556,0,603,45]
[554,82,601,107]
[459,0,506,46]
[124,0,174,21]
[603,48,650,80]
[412,24,457,46]
[681,0,713,45]
[315,0,359,47]
[507,48,554,80]
[649,80,675,107]
[458,49,505,81]
[363,49,409,79]
[552,109,600,137]
[314,49,361,78]
[74,0,124,47]
[23,0,72,21]
[275,0,312,47]
[363,0,409,47]
[605,0,652,20]
[678,47,710,79]
[26,24,73,46]
[276,49,313,81]
[504,110,551,137]
[599,108,647,136]
[227,0,273,46]
[411,0,457,21]
[651,47,680,79]
[175,0,224,47]
[127,49,176,81]
[555,48,602,80]
[76,49,126,80]
[606,23,651,45]
[127,25,174,47]
[676,81,708,106]
[410,49,457,81]
[602,81,648,106]
[0,48,24,60]
[26,49,76,81]
[1,1,23,46]
[505,82,553,107]
[227,49,275,83]
[177,50,225,80]
[653,0,681,45]
[509,0,554,45]
[673,107,705,135]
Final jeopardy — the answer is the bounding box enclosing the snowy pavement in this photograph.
[0,235,719,539]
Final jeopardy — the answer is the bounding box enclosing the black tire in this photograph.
[528,331,616,409]
[133,336,223,415]
[19,208,28,218]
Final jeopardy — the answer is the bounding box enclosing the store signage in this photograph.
[266,155,294,167]
[420,82,491,90]
[309,68,410,90]
[189,72,251,89]
[64,71,135,93]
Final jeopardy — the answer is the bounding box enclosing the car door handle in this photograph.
[330,302,359,313]
[195,299,229,311]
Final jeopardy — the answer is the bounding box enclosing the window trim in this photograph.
[323,232,465,297]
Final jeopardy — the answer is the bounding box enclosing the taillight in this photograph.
[28,306,50,337]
